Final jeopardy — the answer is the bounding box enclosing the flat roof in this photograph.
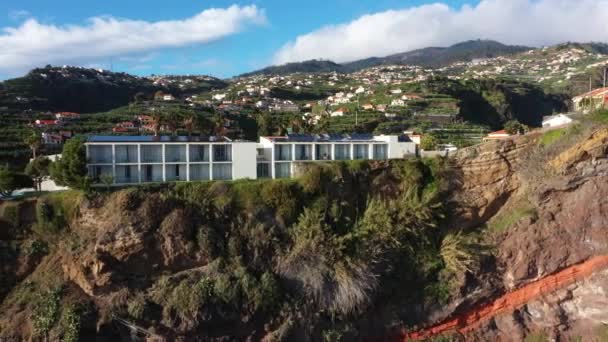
[265,133,376,143]
[87,135,233,143]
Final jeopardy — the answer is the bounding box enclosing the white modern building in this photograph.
[86,134,417,184]
[542,114,574,128]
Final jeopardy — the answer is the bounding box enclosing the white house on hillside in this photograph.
[542,114,574,128]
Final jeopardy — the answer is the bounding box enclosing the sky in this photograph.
[0,0,607,79]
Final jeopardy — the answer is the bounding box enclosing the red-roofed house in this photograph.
[483,130,511,141]
[55,112,80,121]
[573,87,608,112]
[35,119,59,127]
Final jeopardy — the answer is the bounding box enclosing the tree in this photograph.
[183,112,195,137]
[24,131,42,159]
[420,134,440,151]
[49,137,89,189]
[0,167,33,197]
[213,112,227,136]
[504,120,525,135]
[100,174,114,191]
[25,157,51,191]
[151,112,163,136]
[165,110,182,137]
[133,92,147,103]
[194,113,213,137]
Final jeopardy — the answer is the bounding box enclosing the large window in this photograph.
[334,145,351,160]
[141,145,162,163]
[189,145,209,162]
[294,144,312,160]
[89,165,112,181]
[213,145,232,162]
[190,164,210,181]
[115,165,138,184]
[274,145,292,161]
[165,164,187,181]
[373,144,388,159]
[316,144,331,160]
[257,163,270,178]
[89,145,112,163]
[212,164,232,180]
[142,164,163,182]
[353,144,369,160]
[275,162,291,178]
[165,145,186,163]
[115,145,138,163]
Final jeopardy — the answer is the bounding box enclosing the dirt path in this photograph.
[395,255,608,341]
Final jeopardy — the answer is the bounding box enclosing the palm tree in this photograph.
[213,112,226,136]
[165,110,181,137]
[151,112,163,136]
[194,113,213,137]
[183,112,195,137]
[24,131,42,159]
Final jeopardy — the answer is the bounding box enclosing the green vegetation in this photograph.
[32,287,62,338]
[50,137,88,190]
[539,128,567,146]
[525,331,549,342]
[0,166,33,196]
[25,156,51,191]
[488,200,537,233]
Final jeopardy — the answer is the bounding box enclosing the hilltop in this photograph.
[0,66,228,113]
[240,40,531,76]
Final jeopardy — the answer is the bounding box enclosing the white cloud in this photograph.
[0,5,266,77]
[274,0,608,64]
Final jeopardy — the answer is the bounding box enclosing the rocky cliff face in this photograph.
[1,127,608,341]
[430,127,608,341]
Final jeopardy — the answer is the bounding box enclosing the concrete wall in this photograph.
[232,142,258,180]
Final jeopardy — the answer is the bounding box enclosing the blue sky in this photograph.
[0,0,605,79]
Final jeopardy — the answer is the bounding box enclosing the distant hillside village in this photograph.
[1,41,608,194]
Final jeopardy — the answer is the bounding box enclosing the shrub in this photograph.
[261,181,300,223]
[2,204,20,228]
[127,293,147,320]
[440,231,477,276]
[58,304,83,342]
[32,287,62,337]
[36,199,55,230]
[539,128,566,146]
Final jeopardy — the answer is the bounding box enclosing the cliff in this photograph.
[1,123,608,341]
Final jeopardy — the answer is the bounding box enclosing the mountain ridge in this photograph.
[239,39,532,77]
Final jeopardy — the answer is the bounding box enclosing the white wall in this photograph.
[375,135,417,158]
[232,142,258,180]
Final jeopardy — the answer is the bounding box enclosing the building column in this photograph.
[162,144,166,182]
[331,144,336,161]
[368,144,374,160]
[271,145,276,179]
[111,144,116,184]
[137,144,142,183]
[312,144,316,161]
[350,143,354,160]
[186,144,190,181]
[209,144,214,181]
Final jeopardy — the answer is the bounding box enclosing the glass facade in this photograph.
[316,144,331,160]
[189,145,209,162]
[115,165,138,184]
[165,164,187,181]
[89,145,112,163]
[274,145,292,161]
[353,144,369,160]
[189,164,210,181]
[213,145,232,162]
[141,145,162,163]
[275,162,291,178]
[142,164,163,182]
[334,145,351,160]
[212,164,232,180]
[89,165,112,181]
[373,144,388,159]
[115,145,138,163]
[257,163,270,178]
[294,144,312,160]
[165,145,187,163]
